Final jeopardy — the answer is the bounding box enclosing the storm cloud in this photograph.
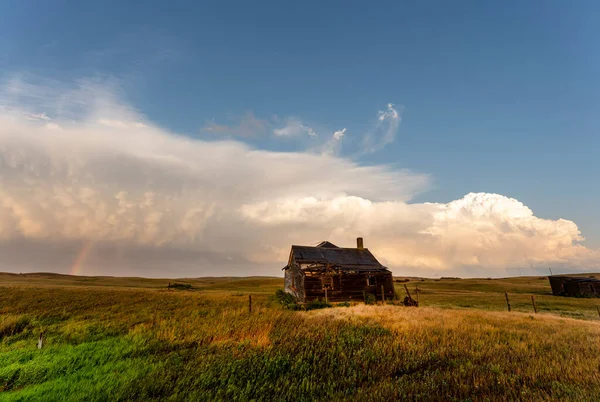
[0,79,597,277]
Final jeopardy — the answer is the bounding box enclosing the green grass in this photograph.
[400,275,600,320]
[1,273,600,401]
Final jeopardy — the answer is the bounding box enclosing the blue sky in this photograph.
[0,1,598,276]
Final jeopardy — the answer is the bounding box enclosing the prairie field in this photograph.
[1,273,600,401]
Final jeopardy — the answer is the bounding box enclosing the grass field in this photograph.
[1,272,600,401]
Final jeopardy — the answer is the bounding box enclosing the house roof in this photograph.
[288,244,387,272]
[549,275,600,284]
[315,241,339,248]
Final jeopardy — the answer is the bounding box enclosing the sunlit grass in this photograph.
[1,273,599,400]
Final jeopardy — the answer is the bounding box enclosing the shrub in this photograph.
[169,283,193,290]
[363,292,376,305]
[337,302,351,307]
[305,298,332,311]
[274,289,301,310]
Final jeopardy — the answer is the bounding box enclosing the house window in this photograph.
[321,276,333,290]
[367,276,376,286]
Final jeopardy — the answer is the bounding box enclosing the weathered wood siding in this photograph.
[303,271,394,302]
[284,246,396,303]
[549,276,600,297]
[284,264,305,302]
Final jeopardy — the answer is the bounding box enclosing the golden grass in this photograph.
[1,274,600,400]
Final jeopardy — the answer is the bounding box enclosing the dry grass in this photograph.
[1,274,600,401]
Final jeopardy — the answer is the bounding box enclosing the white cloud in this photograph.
[319,128,347,156]
[378,103,399,122]
[202,112,267,137]
[333,128,346,140]
[0,77,597,277]
[362,103,402,153]
[240,192,600,274]
[27,113,51,121]
[273,118,316,137]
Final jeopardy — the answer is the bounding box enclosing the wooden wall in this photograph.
[303,271,394,302]
[549,276,600,297]
[284,264,306,302]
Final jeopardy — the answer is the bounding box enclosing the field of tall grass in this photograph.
[1,273,600,401]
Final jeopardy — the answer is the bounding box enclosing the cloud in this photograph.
[333,128,346,140]
[240,193,600,274]
[319,128,346,156]
[202,112,268,137]
[273,118,316,137]
[0,77,597,277]
[203,113,318,140]
[26,113,51,122]
[362,103,402,153]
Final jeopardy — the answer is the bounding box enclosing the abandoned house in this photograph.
[548,275,600,297]
[282,237,395,303]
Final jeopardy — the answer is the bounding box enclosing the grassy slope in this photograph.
[403,275,600,321]
[1,273,600,401]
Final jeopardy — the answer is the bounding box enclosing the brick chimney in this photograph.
[357,237,364,249]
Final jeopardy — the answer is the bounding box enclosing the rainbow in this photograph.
[70,240,94,276]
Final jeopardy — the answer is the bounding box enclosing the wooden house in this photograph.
[282,237,394,303]
[548,275,600,297]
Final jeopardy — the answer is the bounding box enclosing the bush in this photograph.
[169,283,193,290]
[337,302,351,307]
[363,292,376,305]
[305,298,332,311]
[274,289,301,310]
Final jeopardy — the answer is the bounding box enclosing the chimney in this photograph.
[357,237,364,249]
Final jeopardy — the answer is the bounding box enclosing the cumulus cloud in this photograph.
[0,78,597,277]
[240,193,600,275]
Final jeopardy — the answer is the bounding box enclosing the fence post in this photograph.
[596,306,600,319]
[324,288,328,304]
[37,331,44,349]
[248,295,252,313]
[504,292,511,312]
[381,285,385,304]
[416,284,419,305]
[531,295,537,313]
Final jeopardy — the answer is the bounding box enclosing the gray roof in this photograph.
[315,241,339,248]
[548,275,600,283]
[290,244,387,271]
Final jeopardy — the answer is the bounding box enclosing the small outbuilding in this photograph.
[548,275,600,297]
[282,237,395,303]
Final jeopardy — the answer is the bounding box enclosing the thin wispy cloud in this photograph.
[273,118,317,137]
[26,113,51,122]
[333,128,346,140]
[319,128,347,156]
[362,103,403,153]
[202,112,268,138]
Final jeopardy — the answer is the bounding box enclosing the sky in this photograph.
[0,1,599,278]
